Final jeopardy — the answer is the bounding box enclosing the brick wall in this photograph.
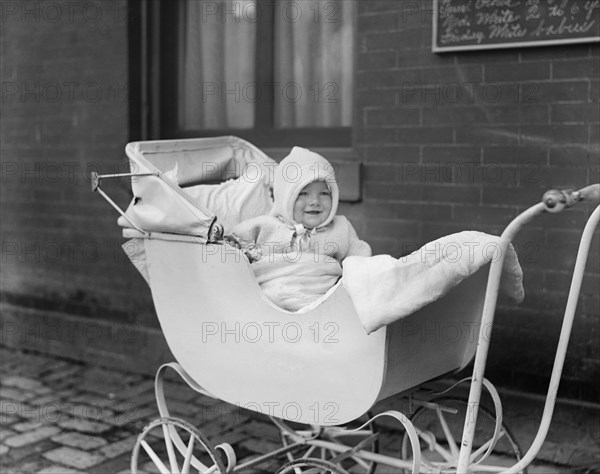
[1,0,598,402]
[0,0,158,354]
[351,0,599,400]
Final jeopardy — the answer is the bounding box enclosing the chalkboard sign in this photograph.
[433,0,600,52]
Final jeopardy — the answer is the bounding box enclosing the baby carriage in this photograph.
[92,136,599,473]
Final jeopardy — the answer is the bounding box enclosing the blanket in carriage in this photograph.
[343,231,524,334]
[229,230,523,329]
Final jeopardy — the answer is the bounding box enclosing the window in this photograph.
[137,0,355,147]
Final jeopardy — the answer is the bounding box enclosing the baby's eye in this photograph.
[320,191,331,196]
[298,191,308,196]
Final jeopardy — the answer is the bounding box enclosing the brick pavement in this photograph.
[0,346,286,474]
[0,346,596,473]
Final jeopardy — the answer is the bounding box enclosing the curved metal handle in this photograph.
[500,204,600,474]
[578,184,600,203]
[543,184,600,213]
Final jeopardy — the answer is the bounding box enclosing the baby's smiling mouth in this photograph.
[305,210,322,214]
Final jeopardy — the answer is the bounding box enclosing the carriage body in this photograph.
[119,136,488,425]
[142,236,488,425]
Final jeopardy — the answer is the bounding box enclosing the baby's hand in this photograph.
[244,244,262,262]
[224,234,242,249]
[224,235,262,262]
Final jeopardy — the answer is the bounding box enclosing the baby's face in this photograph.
[293,180,332,229]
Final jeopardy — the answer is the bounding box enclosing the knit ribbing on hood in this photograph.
[270,146,339,229]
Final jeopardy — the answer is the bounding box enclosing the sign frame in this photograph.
[432,0,600,53]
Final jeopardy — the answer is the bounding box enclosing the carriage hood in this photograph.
[270,147,339,229]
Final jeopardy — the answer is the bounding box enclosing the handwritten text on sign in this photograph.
[433,0,600,52]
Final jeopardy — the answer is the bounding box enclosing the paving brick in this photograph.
[12,420,48,432]
[72,393,121,409]
[57,418,112,434]
[28,394,61,406]
[79,367,132,395]
[1,375,47,392]
[114,405,157,423]
[43,446,105,469]
[51,431,108,450]
[0,444,9,456]
[58,402,115,422]
[4,426,61,448]
[98,434,137,459]
[0,428,17,442]
[6,459,51,473]
[116,390,156,408]
[113,378,156,399]
[15,402,63,423]
[37,466,85,474]
[42,366,83,384]
[0,386,35,402]
[34,386,53,395]
[48,389,79,403]
[42,376,77,391]
[40,360,73,373]
[0,415,20,425]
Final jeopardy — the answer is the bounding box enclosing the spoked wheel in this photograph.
[278,415,378,474]
[131,417,229,474]
[400,397,526,474]
[276,458,351,474]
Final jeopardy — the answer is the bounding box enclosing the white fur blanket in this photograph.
[342,231,524,334]
[252,252,342,312]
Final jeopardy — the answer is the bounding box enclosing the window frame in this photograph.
[129,0,354,148]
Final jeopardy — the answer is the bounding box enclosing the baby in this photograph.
[227,146,371,311]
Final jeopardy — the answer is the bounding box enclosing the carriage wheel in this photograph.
[278,415,378,474]
[131,417,228,474]
[400,397,526,474]
[276,457,351,474]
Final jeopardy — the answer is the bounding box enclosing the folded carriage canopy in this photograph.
[120,136,276,239]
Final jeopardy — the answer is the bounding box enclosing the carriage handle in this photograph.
[499,208,600,474]
[457,184,600,473]
[542,184,600,213]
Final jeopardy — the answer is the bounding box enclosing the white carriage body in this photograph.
[121,137,488,425]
